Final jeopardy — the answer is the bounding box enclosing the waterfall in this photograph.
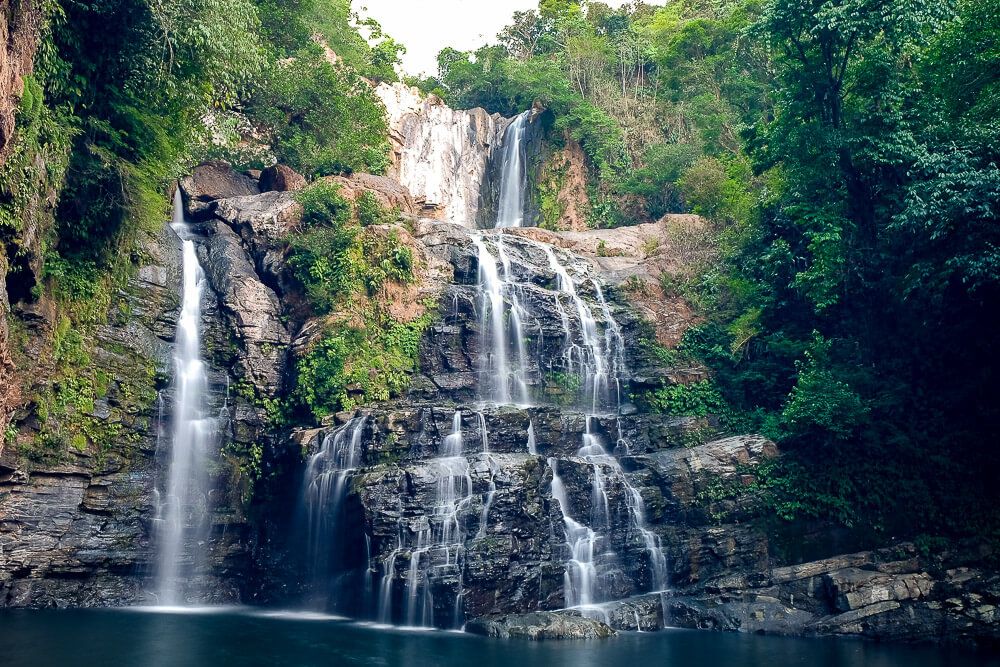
[495,112,531,229]
[295,100,670,629]
[472,234,530,406]
[154,189,214,606]
[302,416,367,609]
[377,410,476,627]
[540,246,669,612]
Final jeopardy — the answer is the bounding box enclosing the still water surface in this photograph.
[0,608,997,667]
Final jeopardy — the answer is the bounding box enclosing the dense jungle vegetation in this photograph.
[2,0,998,547]
[416,0,1000,545]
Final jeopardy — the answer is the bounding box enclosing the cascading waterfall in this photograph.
[495,111,531,229]
[154,189,214,606]
[540,245,669,613]
[302,416,368,609]
[298,102,669,629]
[381,410,476,627]
[472,235,531,406]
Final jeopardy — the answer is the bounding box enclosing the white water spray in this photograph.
[155,189,214,606]
[496,112,531,228]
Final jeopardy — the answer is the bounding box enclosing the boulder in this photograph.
[259,164,307,193]
[196,221,290,396]
[466,611,616,640]
[325,172,418,216]
[179,161,260,218]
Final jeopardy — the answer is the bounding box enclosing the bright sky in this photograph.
[356,0,647,77]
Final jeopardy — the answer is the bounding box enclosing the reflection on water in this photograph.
[0,608,996,667]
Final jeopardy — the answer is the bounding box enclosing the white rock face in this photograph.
[376,82,505,227]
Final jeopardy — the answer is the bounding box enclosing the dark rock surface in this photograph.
[467,611,616,640]
[179,161,261,219]
[0,223,256,606]
[664,545,1000,649]
[259,164,306,193]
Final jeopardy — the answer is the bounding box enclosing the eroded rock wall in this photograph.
[375,83,505,225]
[0,0,45,441]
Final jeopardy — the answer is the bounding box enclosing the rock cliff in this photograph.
[376,83,505,225]
[0,85,997,653]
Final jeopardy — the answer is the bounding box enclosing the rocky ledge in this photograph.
[466,611,616,640]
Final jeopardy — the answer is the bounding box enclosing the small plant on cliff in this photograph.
[641,380,725,417]
[297,181,353,228]
[357,190,397,227]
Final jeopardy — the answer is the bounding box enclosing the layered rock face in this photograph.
[0,170,291,606]
[276,221,776,632]
[376,83,505,225]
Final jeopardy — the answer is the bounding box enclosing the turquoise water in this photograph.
[0,608,996,667]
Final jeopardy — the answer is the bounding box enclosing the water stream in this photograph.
[299,105,667,628]
[154,189,214,606]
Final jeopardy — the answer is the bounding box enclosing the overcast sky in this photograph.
[357,0,647,77]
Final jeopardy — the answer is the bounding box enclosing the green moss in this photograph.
[537,160,567,231]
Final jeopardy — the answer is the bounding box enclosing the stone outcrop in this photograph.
[196,220,290,396]
[467,611,616,640]
[535,137,590,232]
[179,161,261,219]
[325,172,418,217]
[375,82,505,225]
[663,545,1000,648]
[259,164,306,193]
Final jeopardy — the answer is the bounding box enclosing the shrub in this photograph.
[293,311,433,419]
[297,181,352,228]
[642,380,726,416]
[357,190,396,226]
[248,44,391,177]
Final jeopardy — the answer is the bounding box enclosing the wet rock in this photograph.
[466,611,616,640]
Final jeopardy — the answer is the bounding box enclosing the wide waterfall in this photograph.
[303,416,368,609]
[154,189,214,606]
[296,103,668,629]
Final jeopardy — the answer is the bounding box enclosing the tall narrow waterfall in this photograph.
[495,112,531,228]
[155,189,214,606]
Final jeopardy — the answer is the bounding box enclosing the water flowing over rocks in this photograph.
[1,85,998,652]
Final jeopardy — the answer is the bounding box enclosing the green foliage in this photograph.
[0,75,74,238]
[293,310,433,420]
[642,380,725,417]
[286,184,415,316]
[255,0,403,81]
[297,181,352,228]
[247,43,391,177]
[780,336,869,443]
[356,191,397,227]
[286,225,361,314]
